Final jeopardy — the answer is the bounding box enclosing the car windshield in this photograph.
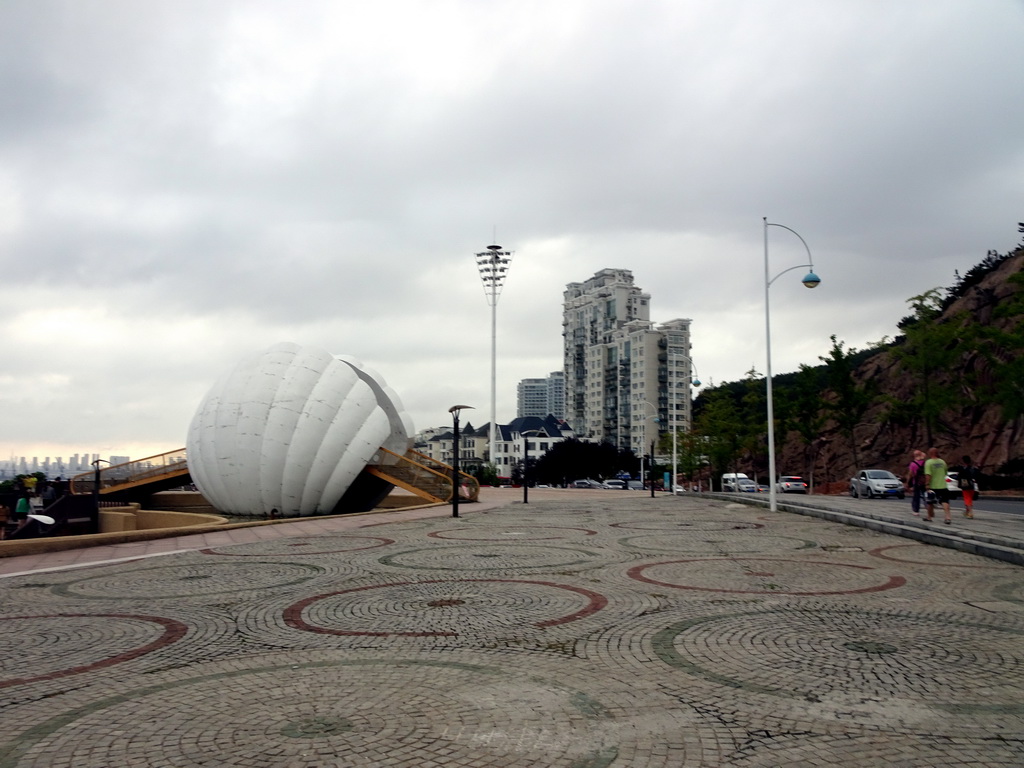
[866,470,894,479]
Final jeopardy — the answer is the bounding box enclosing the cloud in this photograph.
[1,0,1022,464]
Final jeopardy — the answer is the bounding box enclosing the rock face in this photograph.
[774,249,1024,486]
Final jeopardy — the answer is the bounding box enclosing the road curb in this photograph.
[704,493,1024,567]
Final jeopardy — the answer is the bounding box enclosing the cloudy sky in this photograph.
[2,0,1023,466]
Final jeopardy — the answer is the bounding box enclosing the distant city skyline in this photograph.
[1,454,131,479]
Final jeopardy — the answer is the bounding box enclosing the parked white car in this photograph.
[849,469,905,499]
[776,475,808,494]
[944,472,962,499]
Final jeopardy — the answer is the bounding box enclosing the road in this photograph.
[971,496,1024,517]
[785,491,1024,518]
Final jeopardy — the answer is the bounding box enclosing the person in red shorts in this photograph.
[958,455,978,519]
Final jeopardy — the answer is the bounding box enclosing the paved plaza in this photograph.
[2,490,1023,766]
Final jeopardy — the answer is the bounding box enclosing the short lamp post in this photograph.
[90,458,109,534]
[521,429,544,504]
[649,439,656,498]
[449,405,474,518]
[764,217,821,512]
[640,400,658,493]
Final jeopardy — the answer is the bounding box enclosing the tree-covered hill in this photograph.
[692,234,1024,490]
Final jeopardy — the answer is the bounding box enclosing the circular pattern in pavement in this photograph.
[721,730,1024,766]
[0,657,681,768]
[611,520,764,531]
[427,525,597,541]
[50,562,327,600]
[377,544,606,572]
[0,613,187,689]
[992,578,1024,605]
[869,543,1008,568]
[200,535,395,557]
[282,579,608,637]
[619,533,815,555]
[628,557,905,596]
[652,608,1024,718]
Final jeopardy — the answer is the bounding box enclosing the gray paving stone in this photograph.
[1,493,1022,766]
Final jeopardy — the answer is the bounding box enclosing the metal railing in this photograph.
[368,448,480,503]
[69,449,189,495]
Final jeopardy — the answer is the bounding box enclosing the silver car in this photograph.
[849,469,905,499]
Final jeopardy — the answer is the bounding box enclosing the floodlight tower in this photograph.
[476,243,514,464]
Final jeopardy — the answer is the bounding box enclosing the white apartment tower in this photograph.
[563,269,694,454]
[516,372,565,419]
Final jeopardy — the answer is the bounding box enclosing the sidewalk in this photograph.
[1,489,1022,767]
[715,490,1024,566]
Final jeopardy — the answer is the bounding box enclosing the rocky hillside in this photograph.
[774,247,1024,486]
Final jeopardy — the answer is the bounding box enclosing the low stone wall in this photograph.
[1,490,439,558]
[98,504,228,533]
[147,491,221,515]
[100,507,138,533]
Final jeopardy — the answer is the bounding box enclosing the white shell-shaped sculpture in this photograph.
[186,343,412,517]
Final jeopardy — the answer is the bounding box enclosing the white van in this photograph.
[721,473,749,491]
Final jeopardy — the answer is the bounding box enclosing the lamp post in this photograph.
[763,217,821,512]
[476,243,513,469]
[90,458,109,534]
[649,439,656,498]
[521,429,544,504]
[449,405,474,518]
[668,354,701,494]
[639,400,658,491]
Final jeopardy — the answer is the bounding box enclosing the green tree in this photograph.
[692,388,744,488]
[775,363,828,484]
[534,439,635,485]
[469,463,500,486]
[890,288,963,444]
[657,429,708,486]
[820,335,877,469]
[974,270,1024,421]
[740,368,768,474]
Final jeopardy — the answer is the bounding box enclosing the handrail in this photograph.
[374,448,480,502]
[67,445,480,505]
[406,448,480,501]
[68,449,189,495]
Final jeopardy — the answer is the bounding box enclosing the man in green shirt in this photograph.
[923,447,951,524]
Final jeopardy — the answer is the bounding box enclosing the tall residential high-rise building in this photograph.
[516,371,565,419]
[562,269,694,454]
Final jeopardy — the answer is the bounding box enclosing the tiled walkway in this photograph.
[1,490,1022,766]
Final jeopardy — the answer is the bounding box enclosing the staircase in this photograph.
[68,446,478,509]
[69,449,190,496]
[365,448,480,504]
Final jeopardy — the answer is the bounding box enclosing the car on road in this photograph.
[730,479,758,493]
[850,469,905,499]
[945,472,962,499]
[627,480,645,490]
[776,475,809,494]
[571,479,604,489]
[602,479,626,490]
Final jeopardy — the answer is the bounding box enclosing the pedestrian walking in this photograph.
[958,455,978,519]
[923,447,951,524]
[905,449,926,517]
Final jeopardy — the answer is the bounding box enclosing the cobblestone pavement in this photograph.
[2,491,1023,766]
